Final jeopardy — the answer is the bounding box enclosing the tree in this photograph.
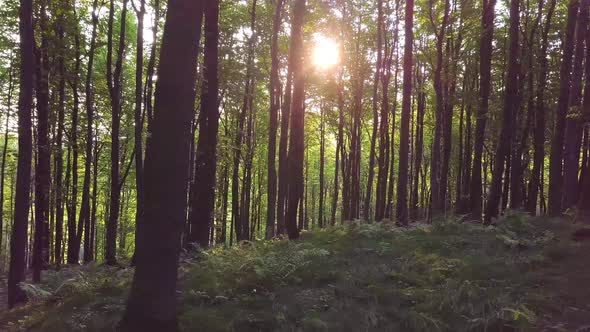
[562,0,589,210]
[485,0,520,223]
[548,0,579,216]
[527,0,557,215]
[286,0,306,240]
[105,0,129,265]
[189,0,220,248]
[80,0,100,264]
[430,0,451,216]
[469,0,496,219]
[395,0,414,226]
[266,0,284,239]
[8,0,34,308]
[33,2,51,282]
[120,0,204,329]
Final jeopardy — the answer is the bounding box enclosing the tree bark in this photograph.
[266,0,284,239]
[548,0,579,216]
[485,0,520,223]
[189,0,220,248]
[33,4,51,282]
[8,0,34,308]
[563,0,589,210]
[527,0,556,215]
[395,0,413,226]
[120,1,204,329]
[286,0,306,240]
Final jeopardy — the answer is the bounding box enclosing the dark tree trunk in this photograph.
[286,0,306,240]
[80,0,99,264]
[8,0,34,308]
[189,0,220,248]
[33,5,51,282]
[430,0,450,215]
[331,69,345,225]
[485,0,520,223]
[0,60,13,265]
[527,0,556,215]
[277,67,293,234]
[395,0,413,226]
[563,0,589,210]
[266,0,283,239]
[364,0,384,221]
[548,0,579,216]
[120,1,204,329]
[106,0,128,265]
[411,66,425,220]
[67,4,82,264]
[470,0,496,219]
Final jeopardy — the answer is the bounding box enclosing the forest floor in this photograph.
[1,214,590,331]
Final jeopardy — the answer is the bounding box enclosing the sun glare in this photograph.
[312,34,340,70]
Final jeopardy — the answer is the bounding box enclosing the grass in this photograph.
[2,214,590,331]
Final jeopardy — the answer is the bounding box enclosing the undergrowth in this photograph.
[1,214,588,331]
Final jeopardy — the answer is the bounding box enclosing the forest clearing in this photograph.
[1,0,590,329]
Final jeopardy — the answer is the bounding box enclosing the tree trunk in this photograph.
[0,59,13,265]
[80,0,99,264]
[411,66,425,220]
[548,0,579,216]
[364,0,383,221]
[563,0,589,210]
[266,0,284,239]
[430,0,450,215]
[528,0,556,215]
[395,0,413,226]
[286,0,306,240]
[33,5,51,282]
[470,0,496,219]
[106,0,128,265]
[8,0,34,308]
[67,4,82,264]
[485,0,520,223]
[120,1,204,329]
[189,0,220,248]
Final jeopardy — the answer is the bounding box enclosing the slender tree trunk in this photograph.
[470,0,497,219]
[430,0,450,217]
[364,0,383,221]
[485,0,520,223]
[189,0,220,248]
[79,0,99,264]
[0,60,13,265]
[8,0,34,308]
[266,0,284,239]
[548,0,579,216]
[106,0,128,265]
[528,0,556,215]
[33,4,51,282]
[67,5,82,264]
[286,0,306,240]
[411,66,425,220]
[395,0,413,226]
[563,0,589,210]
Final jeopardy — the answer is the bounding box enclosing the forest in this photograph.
[0,0,590,330]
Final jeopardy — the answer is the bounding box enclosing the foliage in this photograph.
[3,215,589,331]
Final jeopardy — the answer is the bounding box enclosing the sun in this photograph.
[312,34,340,70]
